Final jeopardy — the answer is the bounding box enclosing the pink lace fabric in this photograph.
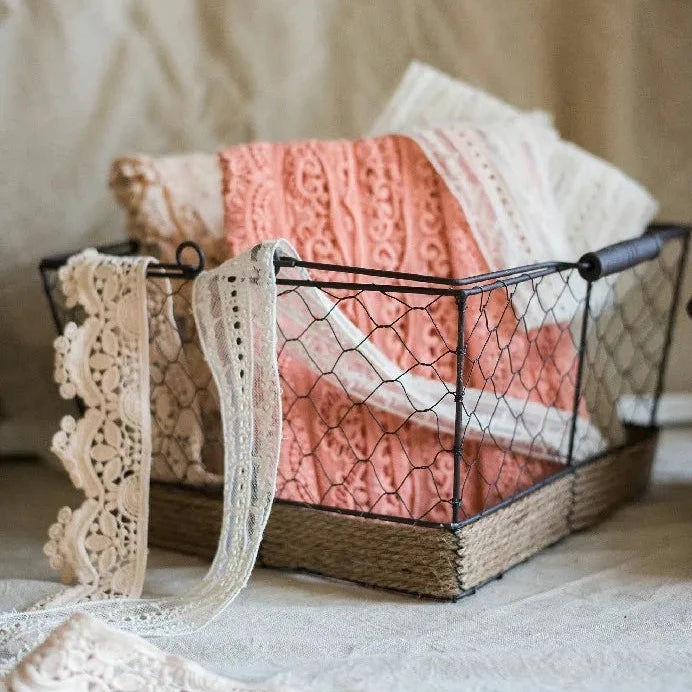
[220,135,576,521]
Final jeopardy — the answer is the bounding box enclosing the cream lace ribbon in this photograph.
[43,249,219,609]
[0,242,284,674]
[3,613,283,691]
[42,251,154,606]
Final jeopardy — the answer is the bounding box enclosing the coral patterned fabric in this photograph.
[220,135,574,521]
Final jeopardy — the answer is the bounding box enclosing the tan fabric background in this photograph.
[1,0,690,455]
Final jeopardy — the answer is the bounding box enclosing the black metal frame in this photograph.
[39,224,691,530]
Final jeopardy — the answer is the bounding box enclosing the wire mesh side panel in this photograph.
[40,232,688,528]
[571,235,689,460]
[272,262,605,524]
[44,262,463,524]
[454,269,588,520]
[145,278,223,483]
[274,284,459,524]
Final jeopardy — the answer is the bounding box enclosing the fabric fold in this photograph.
[370,60,658,267]
[3,613,284,691]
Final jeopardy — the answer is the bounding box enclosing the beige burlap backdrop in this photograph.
[1,0,690,456]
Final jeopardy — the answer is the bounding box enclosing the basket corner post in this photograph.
[650,231,690,427]
[566,279,593,467]
[451,290,468,525]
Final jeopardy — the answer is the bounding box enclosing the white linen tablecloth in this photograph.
[1,427,691,691]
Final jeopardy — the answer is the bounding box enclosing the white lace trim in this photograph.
[371,60,657,266]
[3,613,281,691]
[0,243,283,673]
[44,250,154,605]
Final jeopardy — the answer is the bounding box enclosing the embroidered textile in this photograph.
[370,61,658,271]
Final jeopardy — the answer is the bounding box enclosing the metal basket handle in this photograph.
[578,223,690,281]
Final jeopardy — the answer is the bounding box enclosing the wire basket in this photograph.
[40,224,690,598]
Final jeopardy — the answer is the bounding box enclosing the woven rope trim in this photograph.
[260,504,461,599]
[147,433,657,599]
[569,435,656,531]
[453,475,573,592]
[149,487,461,599]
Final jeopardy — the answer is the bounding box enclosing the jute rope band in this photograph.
[148,430,658,599]
[569,435,657,531]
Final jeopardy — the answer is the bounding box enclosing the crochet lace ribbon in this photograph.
[3,613,281,691]
[0,242,283,674]
[43,249,218,609]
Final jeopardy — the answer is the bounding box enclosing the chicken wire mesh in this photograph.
[40,228,689,528]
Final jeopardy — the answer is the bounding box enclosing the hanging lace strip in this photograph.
[370,61,658,326]
[43,249,219,610]
[0,242,283,673]
[44,250,154,606]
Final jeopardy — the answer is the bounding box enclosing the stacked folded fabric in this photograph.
[220,134,575,520]
[109,62,655,520]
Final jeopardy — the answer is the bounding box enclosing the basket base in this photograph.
[149,431,657,599]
